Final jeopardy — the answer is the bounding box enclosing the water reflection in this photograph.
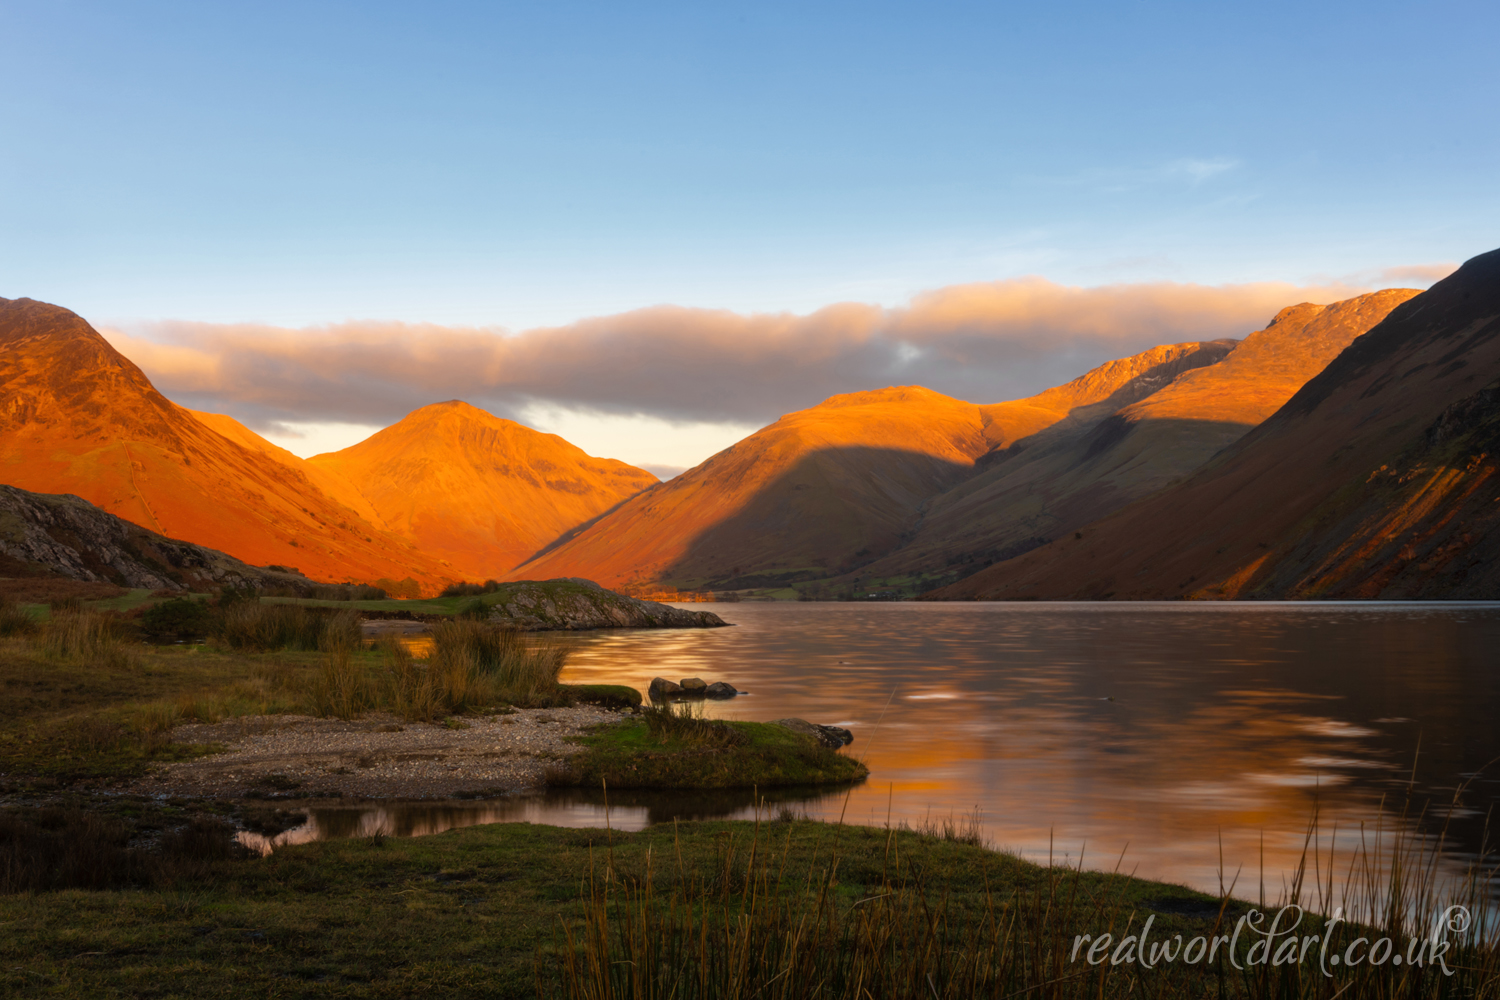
[237,785,849,855]
[540,602,1500,897]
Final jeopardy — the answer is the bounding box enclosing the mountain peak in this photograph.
[308,401,657,578]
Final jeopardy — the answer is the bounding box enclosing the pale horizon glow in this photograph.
[259,421,387,460]
[517,405,758,480]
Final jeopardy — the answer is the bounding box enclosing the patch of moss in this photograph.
[552,717,868,789]
[559,683,642,710]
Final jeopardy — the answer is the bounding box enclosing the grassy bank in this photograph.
[2,811,1491,999]
[0,603,601,790]
[551,707,868,789]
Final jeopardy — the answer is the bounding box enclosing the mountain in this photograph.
[507,386,998,588]
[0,297,447,591]
[305,401,658,580]
[0,482,328,594]
[505,348,1247,591]
[931,249,1500,600]
[512,288,1416,595]
[855,289,1417,586]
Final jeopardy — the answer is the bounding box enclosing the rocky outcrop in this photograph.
[483,578,729,631]
[0,484,314,592]
[772,718,855,748]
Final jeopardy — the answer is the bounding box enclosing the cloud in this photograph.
[1370,262,1459,286]
[101,275,1372,432]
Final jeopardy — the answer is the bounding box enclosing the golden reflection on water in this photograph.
[536,601,1500,897]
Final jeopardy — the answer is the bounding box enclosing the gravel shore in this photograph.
[133,705,624,799]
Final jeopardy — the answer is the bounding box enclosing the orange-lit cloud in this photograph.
[101,275,1383,431]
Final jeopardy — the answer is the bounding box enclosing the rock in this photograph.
[0,483,314,593]
[679,678,708,695]
[479,578,732,632]
[771,718,855,749]
[649,677,684,701]
[704,681,738,699]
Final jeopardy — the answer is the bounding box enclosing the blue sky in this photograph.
[4,1,1497,467]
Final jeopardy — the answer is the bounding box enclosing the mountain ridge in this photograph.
[929,251,1499,600]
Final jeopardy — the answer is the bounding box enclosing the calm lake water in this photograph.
[261,602,1500,899]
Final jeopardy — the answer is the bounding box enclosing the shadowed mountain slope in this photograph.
[0,297,447,590]
[508,342,1267,591]
[307,401,658,580]
[509,386,998,588]
[931,250,1500,600]
[861,290,1418,585]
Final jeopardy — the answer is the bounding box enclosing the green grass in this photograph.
[0,816,1250,999]
[551,710,869,789]
[7,812,1484,999]
[84,588,174,613]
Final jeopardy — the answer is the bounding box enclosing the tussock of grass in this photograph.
[0,598,35,637]
[641,703,750,747]
[212,602,361,652]
[428,619,569,711]
[310,623,369,720]
[36,610,137,669]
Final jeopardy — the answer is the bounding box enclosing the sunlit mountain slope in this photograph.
[307,401,658,579]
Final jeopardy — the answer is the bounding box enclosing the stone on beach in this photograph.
[679,677,708,695]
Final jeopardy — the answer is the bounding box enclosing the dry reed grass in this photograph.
[0,598,35,637]
[212,602,360,652]
[35,609,137,669]
[545,801,1498,999]
[641,703,750,748]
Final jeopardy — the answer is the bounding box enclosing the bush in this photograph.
[140,597,216,638]
[439,579,503,598]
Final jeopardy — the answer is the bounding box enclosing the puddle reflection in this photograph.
[237,785,849,855]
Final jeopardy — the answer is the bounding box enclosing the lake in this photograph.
[554,601,1500,897]
[262,602,1500,900]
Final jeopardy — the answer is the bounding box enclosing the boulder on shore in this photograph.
[679,678,708,695]
[772,718,855,748]
[704,681,738,699]
[649,677,684,701]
